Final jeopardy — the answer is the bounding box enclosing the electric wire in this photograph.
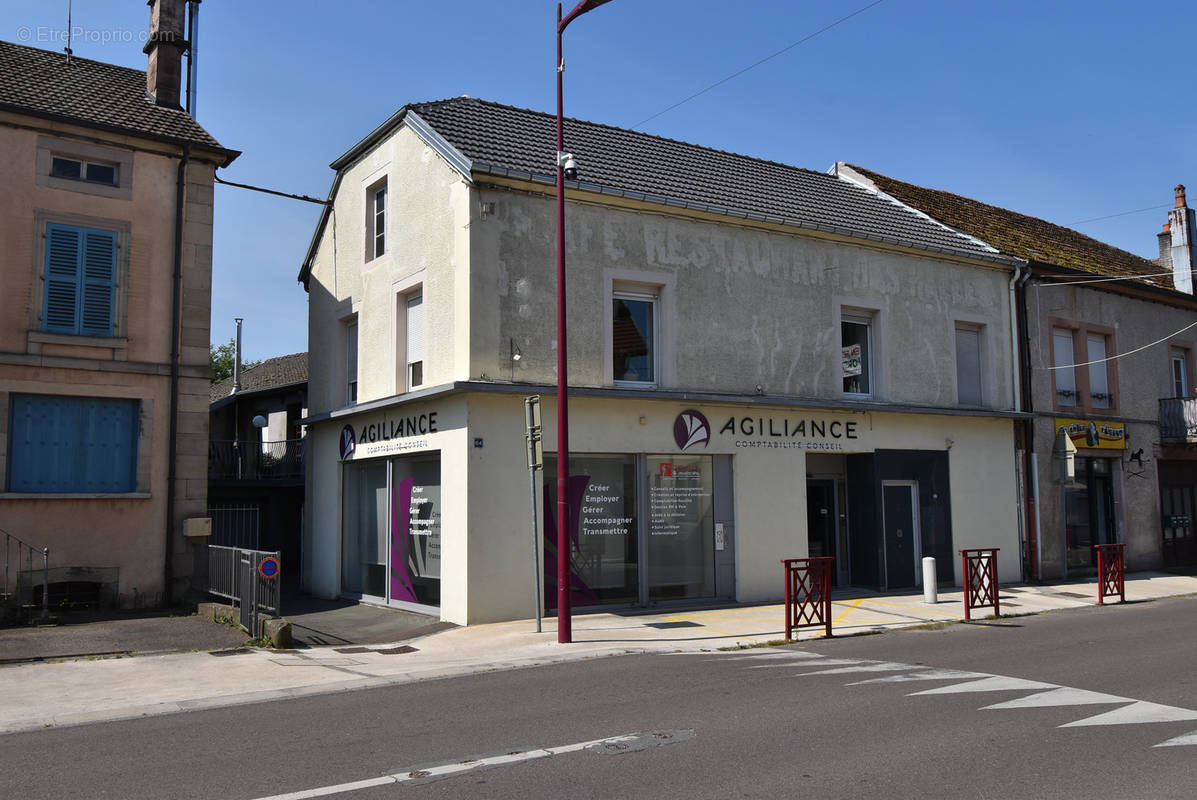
[1039,270,1176,287]
[1039,320,1197,371]
[628,0,888,131]
[1066,204,1171,227]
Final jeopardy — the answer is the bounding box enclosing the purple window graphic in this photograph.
[543,474,601,610]
[339,425,356,460]
[674,409,711,451]
[390,468,441,606]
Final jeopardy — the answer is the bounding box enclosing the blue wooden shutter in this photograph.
[7,395,138,492]
[81,229,117,335]
[43,223,116,336]
[44,224,81,333]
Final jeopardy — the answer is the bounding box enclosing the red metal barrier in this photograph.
[1095,543,1126,605]
[960,548,999,621]
[781,557,834,640]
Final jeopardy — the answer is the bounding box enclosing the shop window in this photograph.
[7,394,138,493]
[612,291,657,385]
[841,312,873,397]
[1064,457,1115,571]
[955,324,983,406]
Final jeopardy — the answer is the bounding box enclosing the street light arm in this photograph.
[559,0,614,33]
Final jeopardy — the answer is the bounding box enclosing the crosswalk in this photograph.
[713,649,1197,748]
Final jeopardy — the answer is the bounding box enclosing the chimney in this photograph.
[1158,221,1173,271]
[1168,184,1197,294]
[144,0,188,108]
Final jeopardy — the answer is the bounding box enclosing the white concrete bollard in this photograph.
[922,557,937,603]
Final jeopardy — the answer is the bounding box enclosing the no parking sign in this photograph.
[258,556,280,579]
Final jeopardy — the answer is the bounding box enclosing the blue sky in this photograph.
[6,1,1195,361]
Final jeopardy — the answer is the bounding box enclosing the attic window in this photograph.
[51,156,118,186]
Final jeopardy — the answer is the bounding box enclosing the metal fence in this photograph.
[1160,397,1197,441]
[208,545,281,634]
[2,527,49,621]
[209,439,304,480]
[208,505,260,549]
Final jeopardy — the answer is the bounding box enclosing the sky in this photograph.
[6,0,1196,362]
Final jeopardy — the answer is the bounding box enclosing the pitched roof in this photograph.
[210,352,308,404]
[0,41,236,162]
[844,164,1170,290]
[301,97,1015,283]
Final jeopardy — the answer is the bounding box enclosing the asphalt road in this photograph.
[3,597,1195,799]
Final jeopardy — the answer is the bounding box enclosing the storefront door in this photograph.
[1064,457,1115,572]
[882,481,920,589]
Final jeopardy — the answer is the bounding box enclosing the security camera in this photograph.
[559,152,578,181]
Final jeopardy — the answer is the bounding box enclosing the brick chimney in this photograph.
[143,0,187,108]
[1168,184,1196,294]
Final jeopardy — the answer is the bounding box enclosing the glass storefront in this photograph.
[544,453,714,608]
[1064,456,1115,570]
[341,453,441,609]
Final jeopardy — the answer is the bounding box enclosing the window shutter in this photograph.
[81,229,116,335]
[44,224,81,333]
[955,327,982,405]
[406,292,424,365]
[7,395,137,492]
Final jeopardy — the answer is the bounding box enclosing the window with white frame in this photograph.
[612,290,657,385]
[346,319,358,404]
[1171,347,1190,398]
[51,156,118,186]
[1087,333,1112,410]
[366,180,387,261]
[1053,328,1078,407]
[841,312,873,396]
[955,324,983,406]
[406,291,424,390]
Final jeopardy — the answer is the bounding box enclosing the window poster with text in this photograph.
[390,456,441,606]
[647,455,715,600]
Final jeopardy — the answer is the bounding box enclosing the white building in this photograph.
[298,98,1027,625]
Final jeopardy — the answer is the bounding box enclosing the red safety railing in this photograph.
[1095,543,1126,605]
[960,548,999,621]
[781,557,834,640]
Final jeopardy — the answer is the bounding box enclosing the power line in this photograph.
[1039,270,1175,287]
[628,0,888,131]
[1065,204,1170,226]
[1040,320,1197,371]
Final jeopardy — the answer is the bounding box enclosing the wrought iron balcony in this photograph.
[209,439,304,480]
[1159,397,1197,442]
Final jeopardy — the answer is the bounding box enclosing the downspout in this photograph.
[1016,265,1040,580]
[164,143,190,605]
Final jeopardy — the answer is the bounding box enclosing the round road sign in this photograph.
[258,556,280,579]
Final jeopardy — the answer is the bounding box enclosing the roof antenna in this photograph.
[64,0,73,63]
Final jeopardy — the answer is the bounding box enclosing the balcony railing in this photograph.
[209,439,304,480]
[1160,397,1197,442]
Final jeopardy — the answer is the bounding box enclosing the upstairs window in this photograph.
[366,180,387,261]
[1171,347,1191,399]
[43,223,117,337]
[1052,322,1117,413]
[406,291,424,390]
[346,319,358,404]
[51,156,118,186]
[1053,328,1078,407]
[612,291,657,385]
[1087,333,1112,410]
[955,324,983,406]
[841,313,873,397]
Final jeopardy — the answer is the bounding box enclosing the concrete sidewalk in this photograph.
[0,571,1193,736]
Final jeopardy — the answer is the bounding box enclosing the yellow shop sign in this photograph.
[1055,418,1126,450]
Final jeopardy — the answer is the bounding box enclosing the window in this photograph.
[1087,333,1111,410]
[1053,329,1078,407]
[1052,322,1117,413]
[367,182,387,261]
[612,291,657,384]
[406,291,424,390]
[50,156,118,186]
[955,324,983,406]
[841,313,873,396]
[7,395,139,493]
[1171,347,1190,398]
[43,223,117,337]
[346,320,358,404]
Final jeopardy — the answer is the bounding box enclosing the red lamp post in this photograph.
[555,0,612,644]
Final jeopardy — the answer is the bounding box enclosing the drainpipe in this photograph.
[164,143,190,606]
[1008,263,1026,412]
[1014,264,1040,580]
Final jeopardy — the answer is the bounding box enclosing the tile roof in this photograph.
[0,41,235,160]
[210,353,308,404]
[396,98,1009,264]
[845,164,1171,290]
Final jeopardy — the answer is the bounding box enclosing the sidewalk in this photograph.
[0,571,1193,736]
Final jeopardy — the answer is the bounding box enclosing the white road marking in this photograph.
[797,662,916,676]
[717,652,828,662]
[1154,729,1197,747]
[249,731,690,800]
[747,658,866,670]
[1060,701,1197,727]
[981,688,1131,710]
[847,669,988,685]
[908,676,1058,696]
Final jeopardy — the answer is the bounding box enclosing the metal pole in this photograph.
[555,2,572,644]
[41,547,49,619]
[528,453,542,633]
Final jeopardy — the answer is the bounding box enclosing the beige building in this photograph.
[843,166,1197,579]
[0,3,237,608]
[299,98,1027,626]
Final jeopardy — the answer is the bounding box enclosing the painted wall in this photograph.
[0,116,221,605]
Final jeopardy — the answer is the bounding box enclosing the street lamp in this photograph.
[555,0,612,644]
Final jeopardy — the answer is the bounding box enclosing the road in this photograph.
[3,596,1195,799]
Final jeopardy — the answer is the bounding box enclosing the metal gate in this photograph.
[207,545,280,634]
[208,505,261,549]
